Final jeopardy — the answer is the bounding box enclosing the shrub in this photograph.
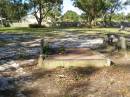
[58,46,65,54]
[29,24,46,28]
[42,44,51,55]
[42,45,66,55]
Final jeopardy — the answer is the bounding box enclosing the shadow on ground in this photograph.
[18,66,100,97]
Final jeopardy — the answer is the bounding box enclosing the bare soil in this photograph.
[1,50,130,97]
[3,64,129,97]
[0,33,130,97]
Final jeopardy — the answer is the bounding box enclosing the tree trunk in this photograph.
[92,19,97,26]
[34,2,43,27]
[103,14,107,27]
[109,10,113,26]
[34,14,42,27]
[37,2,43,27]
[109,15,112,26]
[88,21,92,28]
[87,17,93,28]
[38,19,42,27]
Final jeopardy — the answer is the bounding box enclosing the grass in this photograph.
[0,27,130,37]
[0,27,57,36]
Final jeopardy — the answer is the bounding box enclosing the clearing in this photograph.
[0,27,130,97]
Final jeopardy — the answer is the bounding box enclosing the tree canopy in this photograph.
[62,10,80,22]
[0,0,63,26]
[0,0,129,27]
[0,0,29,21]
[73,0,123,27]
[73,0,106,26]
[28,0,63,26]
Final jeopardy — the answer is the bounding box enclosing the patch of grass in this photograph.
[0,27,130,38]
[0,27,59,36]
[0,27,52,33]
[63,27,130,35]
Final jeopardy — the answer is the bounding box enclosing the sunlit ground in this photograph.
[0,27,130,97]
[0,27,130,37]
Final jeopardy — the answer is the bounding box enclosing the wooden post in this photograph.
[0,19,3,27]
[120,36,128,58]
[120,37,126,51]
[40,38,44,55]
[37,38,45,68]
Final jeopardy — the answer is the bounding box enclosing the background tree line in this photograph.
[0,0,63,27]
[0,0,130,27]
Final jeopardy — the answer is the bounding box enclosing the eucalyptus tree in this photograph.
[0,0,29,21]
[28,0,63,26]
[63,10,80,22]
[72,0,106,27]
[126,13,130,22]
[72,0,124,27]
[10,0,29,21]
[106,0,123,23]
[44,2,63,25]
[0,0,11,19]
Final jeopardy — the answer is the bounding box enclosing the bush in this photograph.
[4,23,10,27]
[42,44,51,55]
[29,24,46,28]
[42,45,66,55]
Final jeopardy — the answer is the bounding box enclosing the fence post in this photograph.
[120,36,126,51]
[40,38,44,55]
[120,36,128,58]
[37,38,44,68]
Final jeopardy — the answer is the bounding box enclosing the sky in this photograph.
[62,0,82,15]
[62,0,130,15]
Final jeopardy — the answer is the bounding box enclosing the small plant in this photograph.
[42,44,52,55]
[18,54,27,59]
[75,75,81,81]
[58,46,65,54]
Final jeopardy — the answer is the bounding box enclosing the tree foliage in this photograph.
[73,0,123,27]
[112,13,126,22]
[124,0,130,5]
[0,0,29,21]
[62,10,80,22]
[126,13,130,22]
[28,0,63,26]
[73,0,106,26]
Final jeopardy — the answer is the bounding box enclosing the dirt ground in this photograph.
[0,50,130,97]
[2,63,130,97]
[0,33,130,97]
